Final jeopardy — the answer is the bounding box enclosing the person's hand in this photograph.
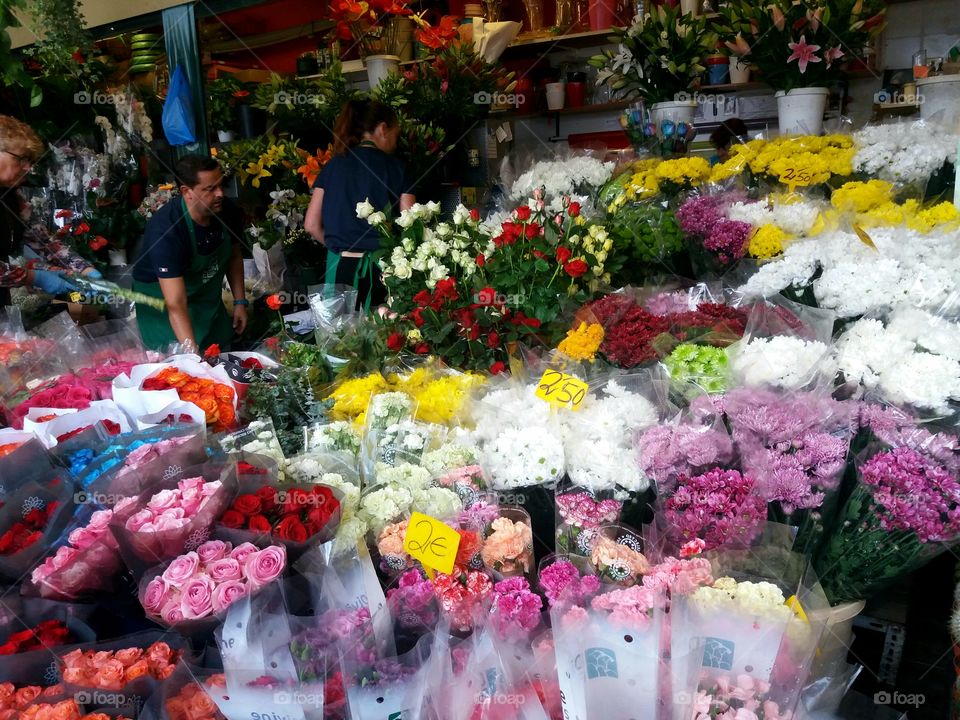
[233,304,248,335]
[32,270,77,296]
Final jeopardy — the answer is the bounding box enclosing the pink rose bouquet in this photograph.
[139,540,286,627]
[10,376,96,428]
[28,499,137,599]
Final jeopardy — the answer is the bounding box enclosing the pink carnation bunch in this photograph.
[692,674,789,720]
[590,585,664,631]
[489,577,543,641]
[140,540,286,622]
[539,559,601,607]
[124,477,222,534]
[641,557,714,596]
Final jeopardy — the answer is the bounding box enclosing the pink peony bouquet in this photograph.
[29,500,136,599]
[140,540,286,624]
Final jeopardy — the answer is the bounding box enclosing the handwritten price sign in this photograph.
[403,512,460,576]
[778,167,815,187]
[535,369,588,410]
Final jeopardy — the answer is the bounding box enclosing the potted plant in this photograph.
[208,74,245,142]
[589,5,717,126]
[328,0,414,87]
[717,0,885,134]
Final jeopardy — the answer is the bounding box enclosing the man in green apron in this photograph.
[132,155,248,353]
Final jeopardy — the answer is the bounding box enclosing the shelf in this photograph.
[503,27,616,52]
[491,99,630,120]
[699,81,768,92]
[296,59,420,80]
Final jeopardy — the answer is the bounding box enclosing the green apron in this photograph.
[134,199,233,351]
[324,250,376,313]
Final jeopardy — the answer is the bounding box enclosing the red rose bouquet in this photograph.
[0,476,74,578]
[0,620,72,655]
[219,484,341,551]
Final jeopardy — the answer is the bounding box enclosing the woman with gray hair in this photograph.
[0,114,99,307]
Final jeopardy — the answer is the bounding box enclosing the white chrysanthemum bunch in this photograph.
[834,315,960,413]
[729,336,836,391]
[510,155,615,205]
[853,121,959,186]
[420,442,479,476]
[727,198,822,236]
[691,577,793,621]
[561,380,659,492]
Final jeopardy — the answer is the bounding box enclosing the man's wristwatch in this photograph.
[233,298,249,306]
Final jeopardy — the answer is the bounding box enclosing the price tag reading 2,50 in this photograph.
[403,512,460,576]
[535,369,589,411]
[778,167,814,187]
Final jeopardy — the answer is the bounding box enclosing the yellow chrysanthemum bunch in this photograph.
[827,180,960,233]
[654,156,712,187]
[327,372,391,422]
[907,202,960,233]
[710,135,854,186]
[748,224,790,259]
[395,367,486,425]
[557,322,605,362]
[831,180,895,214]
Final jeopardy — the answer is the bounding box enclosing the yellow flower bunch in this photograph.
[907,202,960,233]
[327,372,391,421]
[557,322,605,361]
[711,135,854,186]
[831,180,895,214]
[748,224,790,259]
[395,368,485,425]
[654,156,712,187]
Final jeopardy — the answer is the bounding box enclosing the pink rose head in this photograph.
[146,488,180,513]
[179,485,203,514]
[160,599,185,624]
[179,573,216,619]
[67,526,96,551]
[142,577,171,615]
[230,542,259,564]
[178,476,204,493]
[125,508,156,532]
[207,557,242,583]
[148,514,189,533]
[211,580,248,613]
[242,545,286,589]
[197,540,230,564]
[200,480,223,497]
[88,509,114,529]
[112,497,138,513]
[162,552,200,584]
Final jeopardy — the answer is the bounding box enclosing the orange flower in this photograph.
[297,146,333,187]
[204,343,221,357]
[232,90,250,98]
[266,294,283,310]
[415,15,460,50]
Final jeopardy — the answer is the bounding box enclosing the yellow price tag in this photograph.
[785,594,808,623]
[535,369,588,410]
[778,167,815,187]
[403,512,460,576]
[69,291,82,303]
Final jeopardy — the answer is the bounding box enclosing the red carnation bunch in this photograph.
[0,501,60,556]
[221,486,340,544]
[0,620,72,655]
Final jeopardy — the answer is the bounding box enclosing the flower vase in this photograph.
[729,57,751,84]
[364,54,401,88]
[216,130,236,143]
[650,99,698,128]
[680,0,698,15]
[775,87,828,135]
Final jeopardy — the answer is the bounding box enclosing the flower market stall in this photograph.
[1,0,960,717]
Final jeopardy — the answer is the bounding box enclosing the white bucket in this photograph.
[650,99,698,128]
[808,599,866,673]
[775,87,829,135]
[729,57,751,84]
[364,54,400,89]
[680,0,698,15]
[916,75,960,126]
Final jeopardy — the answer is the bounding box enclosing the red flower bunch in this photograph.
[0,443,23,459]
[221,486,340,543]
[142,367,236,431]
[55,419,122,444]
[0,500,60,556]
[414,15,460,50]
[0,620,72,655]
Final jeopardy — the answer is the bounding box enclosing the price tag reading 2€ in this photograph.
[403,512,460,576]
[535,369,588,411]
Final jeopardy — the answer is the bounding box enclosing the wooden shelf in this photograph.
[296,59,420,80]
[699,81,768,92]
[491,99,630,119]
[503,27,616,52]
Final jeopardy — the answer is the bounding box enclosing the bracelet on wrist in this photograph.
[233,298,249,306]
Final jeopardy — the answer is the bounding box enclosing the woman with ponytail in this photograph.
[304,98,414,311]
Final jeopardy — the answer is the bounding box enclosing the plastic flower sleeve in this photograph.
[135,400,207,430]
[139,659,226,720]
[343,631,434,720]
[219,418,286,480]
[0,472,76,580]
[87,425,208,499]
[108,461,238,576]
[0,436,58,499]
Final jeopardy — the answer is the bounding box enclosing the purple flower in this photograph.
[556,492,621,529]
[387,569,438,629]
[677,194,751,265]
[637,424,734,492]
[539,560,601,607]
[704,219,752,264]
[663,468,766,551]
[489,576,543,640]
[859,403,960,473]
[458,500,500,532]
[861,447,960,542]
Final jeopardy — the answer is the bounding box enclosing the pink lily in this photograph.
[824,46,845,68]
[787,35,822,73]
